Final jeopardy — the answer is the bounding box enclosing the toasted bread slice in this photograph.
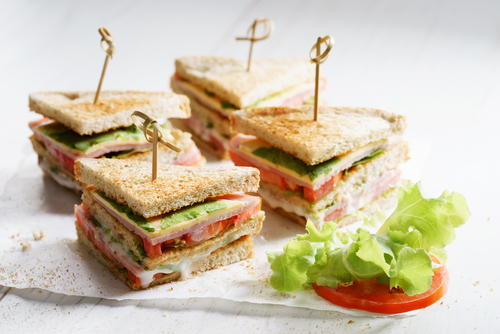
[175,56,315,109]
[76,223,255,290]
[74,159,260,218]
[29,91,190,135]
[231,106,407,165]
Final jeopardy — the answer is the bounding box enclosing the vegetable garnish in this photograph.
[266,182,470,313]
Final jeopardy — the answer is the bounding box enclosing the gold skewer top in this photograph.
[236,18,274,72]
[131,111,181,182]
[309,35,334,121]
[94,26,116,104]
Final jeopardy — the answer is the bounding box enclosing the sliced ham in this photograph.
[171,146,203,166]
[321,169,402,222]
[92,192,261,245]
[182,113,231,152]
[258,168,402,227]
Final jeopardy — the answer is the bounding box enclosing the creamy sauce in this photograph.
[38,156,84,191]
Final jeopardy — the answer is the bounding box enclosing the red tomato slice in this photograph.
[183,202,261,247]
[313,265,449,314]
[303,171,342,203]
[229,151,291,190]
[229,151,256,167]
[259,168,288,189]
[127,270,142,287]
[232,201,260,227]
[143,239,162,258]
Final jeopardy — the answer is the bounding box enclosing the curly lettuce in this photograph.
[267,182,470,295]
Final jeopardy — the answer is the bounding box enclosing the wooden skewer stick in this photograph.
[309,35,334,121]
[131,111,181,182]
[236,18,274,72]
[94,26,116,104]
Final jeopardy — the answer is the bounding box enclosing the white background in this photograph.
[1,0,499,333]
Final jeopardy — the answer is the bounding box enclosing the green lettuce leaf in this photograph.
[160,200,227,230]
[96,191,155,232]
[389,247,433,296]
[252,146,340,181]
[307,248,355,288]
[351,149,386,167]
[267,182,470,296]
[42,122,171,153]
[377,182,471,254]
[43,123,144,152]
[267,240,315,292]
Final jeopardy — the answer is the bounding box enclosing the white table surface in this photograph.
[1,0,499,332]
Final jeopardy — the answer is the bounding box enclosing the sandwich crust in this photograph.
[29,91,191,135]
[231,106,407,165]
[175,56,315,109]
[74,159,260,218]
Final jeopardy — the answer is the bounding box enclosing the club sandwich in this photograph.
[229,106,409,228]
[171,56,326,159]
[74,158,264,289]
[29,91,205,192]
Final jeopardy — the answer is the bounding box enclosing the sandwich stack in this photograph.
[171,56,326,159]
[229,106,409,228]
[28,91,205,192]
[74,158,264,289]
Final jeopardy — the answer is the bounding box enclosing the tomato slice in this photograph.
[183,202,261,247]
[230,151,291,190]
[313,265,449,314]
[127,270,142,287]
[143,239,162,258]
[303,171,342,203]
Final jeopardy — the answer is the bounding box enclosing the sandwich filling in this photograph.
[74,193,261,287]
[229,134,404,226]
[171,74,326,155]
[29,118,203,174]
[172,75,326,117]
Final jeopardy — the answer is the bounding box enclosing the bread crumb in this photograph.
[21,241,32,251]
[473,281,480,286]
[32,230,46,241]
[348,320,355,324]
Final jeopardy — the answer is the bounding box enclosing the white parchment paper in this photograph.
[0,139,428,317]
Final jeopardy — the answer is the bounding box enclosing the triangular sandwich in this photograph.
[74,159,264,290]
[229,106,409,228]
[29,91,205,192]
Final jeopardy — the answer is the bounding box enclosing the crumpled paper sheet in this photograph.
[0,139,428,317]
